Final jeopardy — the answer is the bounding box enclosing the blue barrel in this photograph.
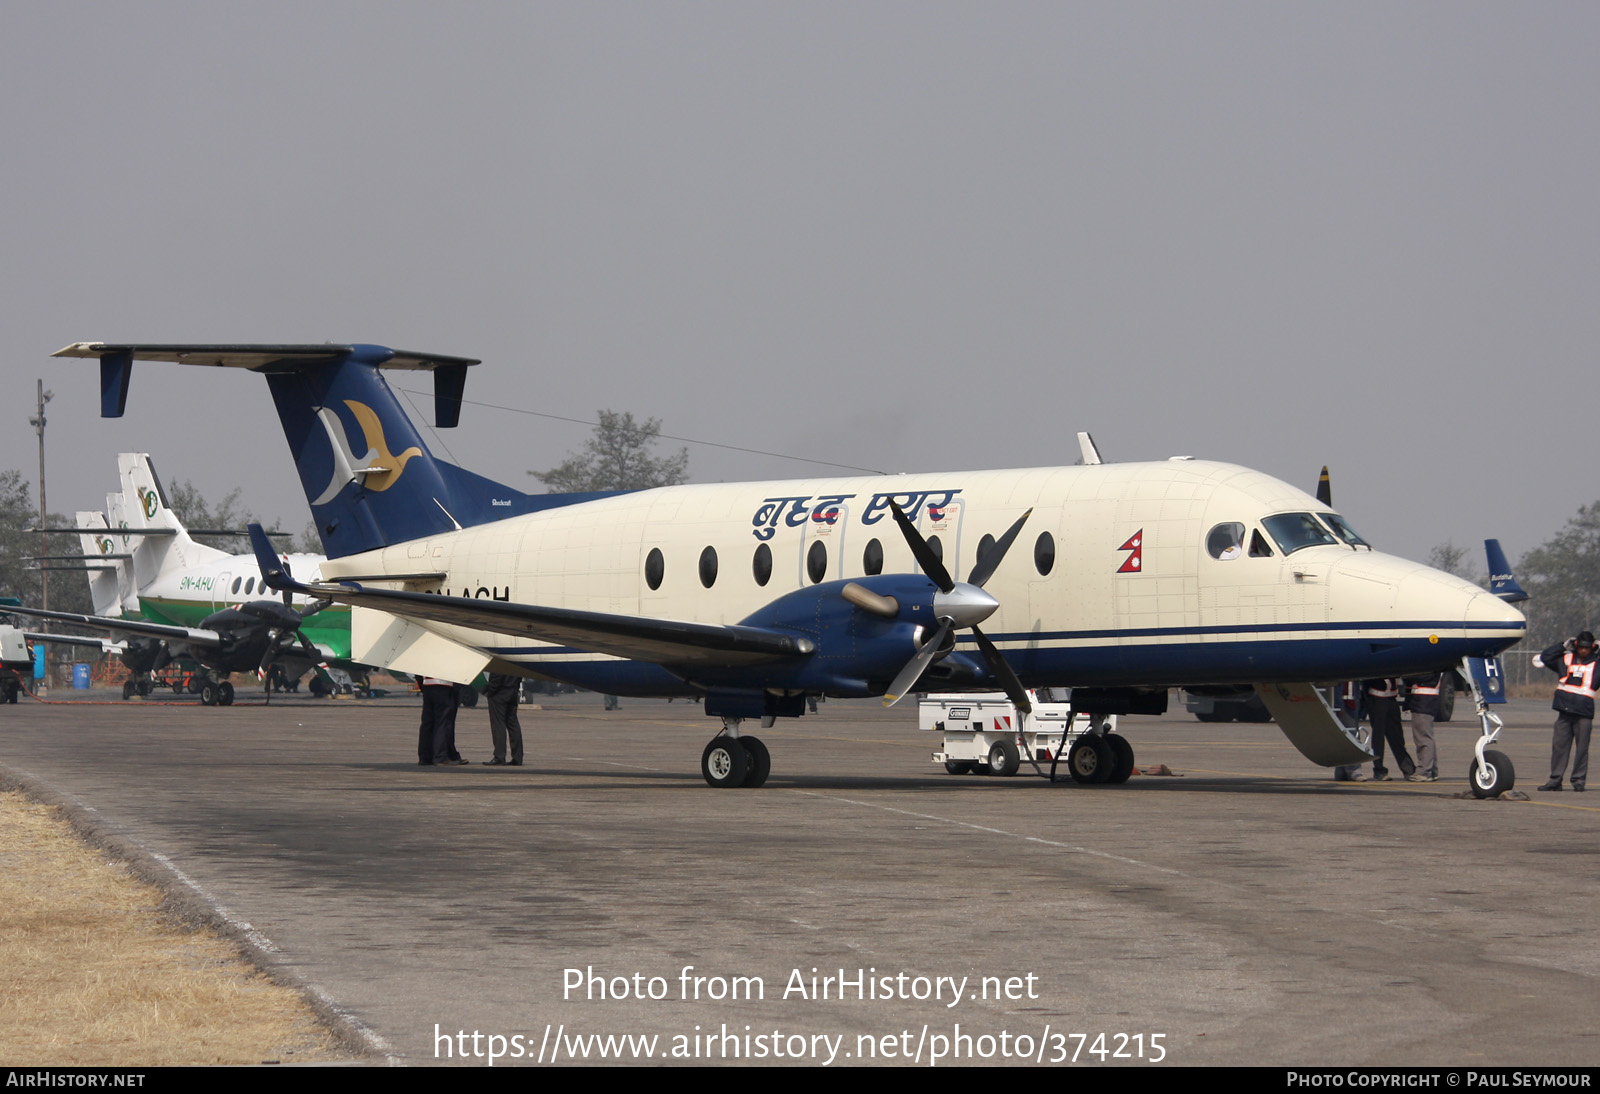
[72,663,91,689]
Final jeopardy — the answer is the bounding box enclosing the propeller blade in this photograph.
[258,628,287,673]
[1316,465,1332,507]
[889,502,954,593]
[971,625,1032,714]
[882,619,953,707]
[966,508,1033,589]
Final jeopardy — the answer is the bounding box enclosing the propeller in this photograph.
[1316,465,1332,507]
[878,503,1034,712]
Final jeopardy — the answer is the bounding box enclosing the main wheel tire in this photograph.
[987,738,1021,777]
[944,759,978,775]
[701,736,750,788]
[1068,735,1113,784]
[122,680,136,700]
[1105,734,1136,784]
[218,681,235,706]
[740,736,771,788]
[137,678,153,697]
[1469,748,1514,799]
[199,681,219,707]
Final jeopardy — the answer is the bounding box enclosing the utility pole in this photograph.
[29,380,51,689]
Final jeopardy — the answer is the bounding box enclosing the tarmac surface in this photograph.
[1,686,1597,1067]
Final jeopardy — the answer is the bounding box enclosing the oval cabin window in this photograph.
[862,538,883,576]
[1034,531,1055,576]
[807,540,827,585]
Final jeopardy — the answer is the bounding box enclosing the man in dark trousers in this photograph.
[482,673,524,766]
[418,676,465,766]
[1534,630,1596,792]
[1404,672,1443,782]
[1365,677,1416,782]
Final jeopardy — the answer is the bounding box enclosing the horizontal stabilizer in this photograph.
[55,342,478,425]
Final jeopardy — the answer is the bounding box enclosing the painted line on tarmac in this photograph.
[788,789,1184,875]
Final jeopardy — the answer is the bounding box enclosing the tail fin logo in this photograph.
[137,487,159,519]
[311,400,423,506]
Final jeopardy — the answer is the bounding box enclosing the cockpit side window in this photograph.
[1249,529,1275,558]
[1262,512,1340,555]
[1318,512,1371,549]
[1206,522,1246,560]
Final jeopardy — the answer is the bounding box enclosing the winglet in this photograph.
[1485,539,1528,604]
[1076,432,1103,466]
[248,523,294,591]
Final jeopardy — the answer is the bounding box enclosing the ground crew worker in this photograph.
[1365,678,1415,782]
[1533,630,1595,792]
[1404,673,1443,782]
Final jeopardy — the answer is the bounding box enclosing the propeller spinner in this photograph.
[877,503,1035,713]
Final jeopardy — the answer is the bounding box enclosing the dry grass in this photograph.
[0,791,352,1065]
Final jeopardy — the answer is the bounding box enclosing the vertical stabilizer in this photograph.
[57,344,611,558]
[1484,539,1528,604]
[116,453,230,596]
[74,511,128,617]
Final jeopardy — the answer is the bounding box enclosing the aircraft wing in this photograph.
[2,606,225,649]
[22,631,127,653]
[250,525,809,666]
[299,584,806,666]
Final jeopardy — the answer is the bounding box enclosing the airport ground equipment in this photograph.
[919,692,1123,781]
[0,626,29,704]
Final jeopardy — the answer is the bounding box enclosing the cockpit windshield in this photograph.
[1261,512,1340,556]
[1317,512,1371,549]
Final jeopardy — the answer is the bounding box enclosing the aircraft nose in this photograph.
[1464,591,1526,655]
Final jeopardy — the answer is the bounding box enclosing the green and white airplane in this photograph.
[65,453,357,696]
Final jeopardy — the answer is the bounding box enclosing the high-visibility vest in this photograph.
[1410,676,1441,697]
[1557,654,1598,702]
[1366,678,1399,698]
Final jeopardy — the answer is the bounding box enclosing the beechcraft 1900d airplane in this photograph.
[54,342,1526,789]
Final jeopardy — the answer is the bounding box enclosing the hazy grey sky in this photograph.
[3,2,1595,565]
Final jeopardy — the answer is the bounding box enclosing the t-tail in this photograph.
[56,343,610,558]
[1484,539,1528,604]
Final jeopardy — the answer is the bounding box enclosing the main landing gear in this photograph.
[1055,725,1135,785]
[198,679,235,706]
[701,718,772,788]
